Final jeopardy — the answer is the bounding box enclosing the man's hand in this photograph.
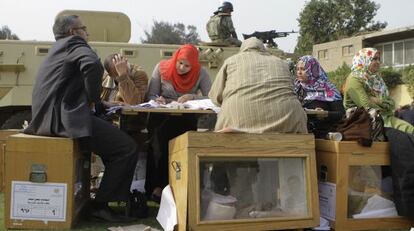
[112,54,129,81]
[177,94,194,103]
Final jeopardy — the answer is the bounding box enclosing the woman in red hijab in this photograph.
[147,44,211,103]
[145,44,211,202]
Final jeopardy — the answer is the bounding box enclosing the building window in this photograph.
[383,44,393,66]
[342,45,354,56]
[405,40,414,65]
[318,49,328,60]
[394,42,404,65]
[374,39,414,68]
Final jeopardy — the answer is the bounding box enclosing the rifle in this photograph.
[242,30,298,48]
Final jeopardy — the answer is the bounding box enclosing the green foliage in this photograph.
[141,20,200,45]
[326,62,351,93]
[327,64,403,92]
[380,67,402,90]
[295,0,387,55]
[402,65,414,96]
[0,25,19,40]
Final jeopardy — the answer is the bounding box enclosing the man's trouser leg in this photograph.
[90,116,139,202]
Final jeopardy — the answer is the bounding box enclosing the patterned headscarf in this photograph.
[294,55,342,102]
[351,48,388,98]
[159,44,201,93]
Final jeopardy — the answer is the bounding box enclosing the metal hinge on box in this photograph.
[30,163,47,183]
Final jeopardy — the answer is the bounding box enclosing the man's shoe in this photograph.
[91,207,136,223]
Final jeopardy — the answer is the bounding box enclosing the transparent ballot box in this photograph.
[200,157,308,220]
[169,132,319,231]
[347,166,397,219]
[315,139,414,231]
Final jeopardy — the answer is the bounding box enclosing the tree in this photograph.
[295,0,387,55]
[141,20,201,45]
[0,25,19,40]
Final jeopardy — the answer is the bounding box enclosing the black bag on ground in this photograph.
[126,189,149,218]
[385,128,414,218]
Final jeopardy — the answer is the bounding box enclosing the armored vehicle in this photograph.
[0,10,241,128]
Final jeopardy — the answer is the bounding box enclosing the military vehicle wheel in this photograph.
[1,110,31,129]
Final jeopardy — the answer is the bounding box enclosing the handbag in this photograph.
[367,108,386,142]
[126,189,149,218]
[336,107,373,147]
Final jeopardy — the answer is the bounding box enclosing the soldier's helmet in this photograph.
[219,1,233,12]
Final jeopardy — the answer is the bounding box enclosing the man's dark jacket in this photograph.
[25,35,103,138]
[398,108,414,126]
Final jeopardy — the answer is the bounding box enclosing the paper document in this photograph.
[108,99,220,113]
[318,182,336,221]
[183,99,221,113]
[352,194,398,218]
[156,185,177,231]
[11,181,67,222]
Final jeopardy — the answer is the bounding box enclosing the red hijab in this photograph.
[159,44,201,93]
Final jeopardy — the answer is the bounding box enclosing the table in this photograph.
[121,107,328,116]
[121,107,216,115]
[120,107,216,131]
[119,107,329,131]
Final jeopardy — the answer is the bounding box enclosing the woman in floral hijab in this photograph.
[295,55,345,137]
[343,48,414,133]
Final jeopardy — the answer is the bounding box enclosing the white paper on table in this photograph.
[183,99,221,113]
[156,185,177,231]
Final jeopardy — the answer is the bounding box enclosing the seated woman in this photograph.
[295,55,345,138]
[343,48,414,133]
[145,44,211,202]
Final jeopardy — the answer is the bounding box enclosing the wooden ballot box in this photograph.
[315,139,414,231]
[4,134,90,230]
[169,132,320,231]
[0,129,19,192]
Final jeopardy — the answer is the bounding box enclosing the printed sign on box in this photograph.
[319,181,336,221]
[11,181,67,222]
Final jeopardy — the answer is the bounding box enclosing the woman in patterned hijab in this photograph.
[343,48,414,133]
[295,55,345,137]
[295,55,342,103]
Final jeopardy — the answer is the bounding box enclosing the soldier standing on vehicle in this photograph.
[206,1,242,46]
[24,14,138,222]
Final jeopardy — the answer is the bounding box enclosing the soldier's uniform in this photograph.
[206,12,241,46]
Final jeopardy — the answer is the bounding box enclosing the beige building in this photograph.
[313,25,414,72]
[313,25,414,106]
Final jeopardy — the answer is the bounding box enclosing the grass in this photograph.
[1,192,411,231]
[0,193,162,231]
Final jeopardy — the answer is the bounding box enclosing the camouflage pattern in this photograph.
[206,13,241,46]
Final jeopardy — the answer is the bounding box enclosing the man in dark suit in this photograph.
[24,14,137,222]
